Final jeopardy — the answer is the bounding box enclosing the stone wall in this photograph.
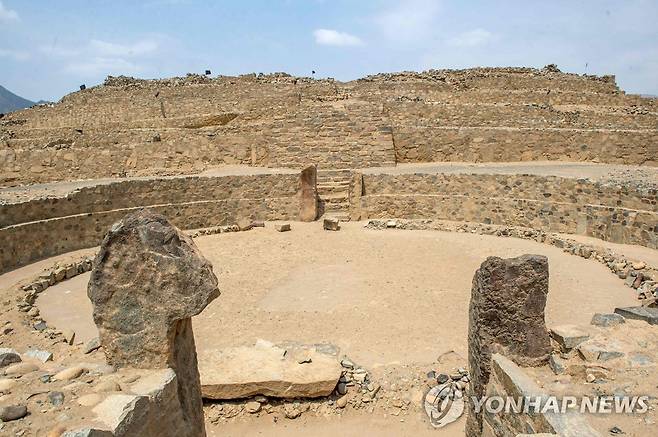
[355,173,658,249]
[482,354,600,436]
[2,67,656,187]
[0,172,302,273]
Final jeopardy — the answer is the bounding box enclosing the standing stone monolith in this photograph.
[88,210,220,437]
[298,165,318,221]
[466,254,551,437]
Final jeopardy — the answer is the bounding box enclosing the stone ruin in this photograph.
[467,254,600,436]
[82,210,219,436]
[0,66,656,436]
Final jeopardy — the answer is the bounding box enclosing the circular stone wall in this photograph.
[36,222,638,368]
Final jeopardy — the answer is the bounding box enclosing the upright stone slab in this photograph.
[88,210,220,437]
[466,254,551,437]
[299,165,318,221]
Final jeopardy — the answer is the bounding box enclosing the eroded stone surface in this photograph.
[199,340,342,399]
[467,254,552,437]
[88,210,220,368]
[88,210,220,436]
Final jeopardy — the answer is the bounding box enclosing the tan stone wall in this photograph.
[2,68,656,187]
[482,354,600,436]
[0,173,301,273]
[358,173,658,249]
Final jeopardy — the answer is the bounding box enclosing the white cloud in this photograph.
[0,48,29,61]
[375,0,441,43]
[0,0,18,22]
[39,37,164,78]
[65,57,143,76]
[313,29,364,47]
[446,29,496,47]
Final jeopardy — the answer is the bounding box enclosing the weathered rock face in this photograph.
[88,209,220,437]
[199,340,342,399]
[466,254,551,437]
[298,165,318,221]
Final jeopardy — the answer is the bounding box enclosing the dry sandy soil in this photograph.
[27,221,648,435]
[38,222,636,367]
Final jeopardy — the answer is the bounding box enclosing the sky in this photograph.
[1,0,657,102]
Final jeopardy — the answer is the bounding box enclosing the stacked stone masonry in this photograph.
[354,173,658,249]
[0,172,302,273]
[2,67,656,187]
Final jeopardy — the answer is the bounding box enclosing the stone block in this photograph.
[275,223,291,232]
[25,349,53,363]
[323,217,340,231]
[548,354,566,375]
[590,313,625,327]
[614,306,658,325]
[237,217,254,231]
[92,394,150,436]
[550,325,590,350]
[199,340,342,399]
[578,340,624,362]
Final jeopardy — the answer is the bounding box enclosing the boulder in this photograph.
[199,340,342,399]
[88,210,220,437]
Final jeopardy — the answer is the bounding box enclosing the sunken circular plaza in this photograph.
[1,68,657,436]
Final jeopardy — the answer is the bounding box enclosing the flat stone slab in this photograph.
[550,324,590,350]
[614,306,658,325]
[199,340,342,399]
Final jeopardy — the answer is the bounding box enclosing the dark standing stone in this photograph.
[466,254,551,437]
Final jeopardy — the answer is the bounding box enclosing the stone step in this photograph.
[317,180,351,188]
[322,213,350,222]
[320,194,349,204]
[317,186,350,196]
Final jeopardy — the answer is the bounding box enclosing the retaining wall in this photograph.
[0,172,302,273]
[354,173,658,249]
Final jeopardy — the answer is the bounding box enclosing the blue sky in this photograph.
[1,0,657,101]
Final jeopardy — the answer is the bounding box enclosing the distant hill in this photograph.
[0,85,35,113]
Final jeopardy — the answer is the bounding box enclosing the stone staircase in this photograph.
[317,169,352,221]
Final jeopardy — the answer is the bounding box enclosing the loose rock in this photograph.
[590,313,625,327]
[53,366,84,381]
[0,404,28,421]
[0,348,21,367]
